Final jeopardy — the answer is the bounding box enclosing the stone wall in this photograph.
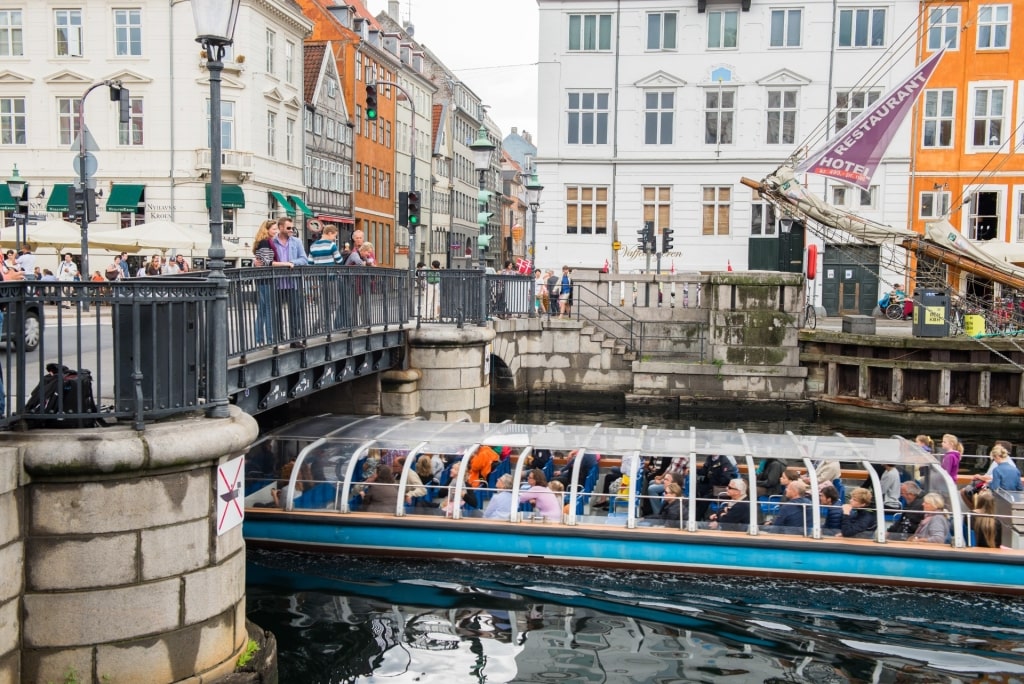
[407,325,495,422]
[0,407,258,684]
[0,447,21,684]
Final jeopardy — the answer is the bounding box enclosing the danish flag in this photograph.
[516,258,533,274]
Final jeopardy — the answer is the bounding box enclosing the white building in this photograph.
[0,0,311,269]
[535,0,920,292]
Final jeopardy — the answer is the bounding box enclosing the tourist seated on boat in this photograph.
[838,487,877,539]
[520,468,562,521]
[648,483,683,528]
[963,445,1023,508]
[765,480,811,533]
[442,461,479,515]
[359,464,399,514]
[707,479,751,530]
[818,484,843,531]
[888,481,925,537]
[415,455,442,503]
[525,448,552,473]
[271,459,312,508]
[596,455,659,509]
[695,454,739,520]
[640,469,685,517]
[467,445,501,489]
[396,456,427,507]
[971,490,1001,548]
[908,493,951,544]
[483,474,516,520]
[880,463,902,513]
[553,449,598,491]
[757,458,787,497]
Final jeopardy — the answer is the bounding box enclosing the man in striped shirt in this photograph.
[309,224,344,265]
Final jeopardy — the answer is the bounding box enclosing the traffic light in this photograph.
[478,210,494,227]
[661,226,674,253]
[69,186,97,222]
[406,191,420,228]
[637,221,653,252]
[365,84,378,120]
[110,84,130,124]
[477,234,492,251]
[397,191,408,226]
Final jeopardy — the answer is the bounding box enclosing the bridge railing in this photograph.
[414,270,533,326]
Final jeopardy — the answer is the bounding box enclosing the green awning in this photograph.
[106,184,145,212]
[205,183,246,209]
[47,184,74,212]
[0,185,15,211]
[270,190,295,217]
[289,194,314,217]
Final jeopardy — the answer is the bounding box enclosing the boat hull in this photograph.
[244,510,1024,595]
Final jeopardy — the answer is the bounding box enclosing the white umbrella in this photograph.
[1,220,86,251]
[89,220,213,252]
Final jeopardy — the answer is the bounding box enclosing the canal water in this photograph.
[245,409,1024,683]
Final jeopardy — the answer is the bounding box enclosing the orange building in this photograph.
[911,0,1024,299]
[294,0,399,266]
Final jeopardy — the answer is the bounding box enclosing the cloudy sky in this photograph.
[365,0,540,145]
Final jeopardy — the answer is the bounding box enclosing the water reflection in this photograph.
[247,550,1024,683]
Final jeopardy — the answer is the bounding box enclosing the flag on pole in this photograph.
[670,260,676,275]
[727,260,733,272]
[516,257,533,274]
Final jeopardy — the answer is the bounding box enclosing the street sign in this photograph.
[72,152,98,178]
[612,241,621,250]
[216,454,245,535]
[69,126,100,152]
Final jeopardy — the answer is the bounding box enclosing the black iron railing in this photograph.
[414,270,533,326]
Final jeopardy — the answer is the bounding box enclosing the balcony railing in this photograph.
[195,148,254,175]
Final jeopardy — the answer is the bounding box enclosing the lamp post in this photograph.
[193,0,240,419]
[6,165,26,253]
[469,125,495,323]
[525,172,543,318]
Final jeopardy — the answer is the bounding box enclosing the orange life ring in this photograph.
[806,244,818,280]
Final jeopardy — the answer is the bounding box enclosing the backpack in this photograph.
[25,364,98,428]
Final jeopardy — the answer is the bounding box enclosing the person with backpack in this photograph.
[557,265,572,318]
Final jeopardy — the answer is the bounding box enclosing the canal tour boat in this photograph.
[242,415,1024,594]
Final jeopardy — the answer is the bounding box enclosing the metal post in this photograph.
[478,168,488,325]
[203,42,229,419]
[16,187,25,254]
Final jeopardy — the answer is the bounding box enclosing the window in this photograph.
[327,80,337,98]
[284,40,295,83]
[766,89,797,144]
[920,190,951,219]
[266,111,276,156]
[830,184,874,207]
[57,97,82,146]
[927,6,960,51]
[286,118,294,162]
[207,99,234,150]
[118,97,143,146]
[354,106,361,135]
[702,186,731,235]
[643,187,671,239]
[647,12,677,50]
[304,108,312,132]
[565,186,608,235]
[971,87,1005,148]
[0,97,25,144]
[567,92,609,145]
[968,190,999,240]
[355,52,362,81]
[265,29,275,75]
[55,9,83,57]
[113,9,141,56]
[708,10,738,49]
[222,209,235,236]
[977,5,1010,49]
[751,190,777,236]
[314,113,323,136]
[326,117,335,140]
[385,120,391,148]
[922,89,955,148]
[355,162,361,192]
[644,92,673,144]
[838,8,886,48]
[119,203,145,229]
[834,89,880,130]
[568,14,612,51]
[769,9,801,47]
[859,186,878,209]
[705,88,735,144]
[1017,191,1024,241]
[0,10,23,56]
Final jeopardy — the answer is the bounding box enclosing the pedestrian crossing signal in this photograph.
[407,191,420,228]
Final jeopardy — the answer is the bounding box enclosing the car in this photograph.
[2,300,43,351]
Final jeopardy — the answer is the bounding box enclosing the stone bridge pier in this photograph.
[0,407,258,684]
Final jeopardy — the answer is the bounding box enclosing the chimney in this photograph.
[389,0,400,18]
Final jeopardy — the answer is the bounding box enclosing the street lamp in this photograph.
[525,172,543,318]
[469,125,495,323]
[6,165,26,253]
[193,0,240,419]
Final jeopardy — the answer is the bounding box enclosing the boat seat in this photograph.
[574,466,601,515]
[292,482,339,510]
[759,495,783,517]
[609,472,644,517]
[832,479,846,503]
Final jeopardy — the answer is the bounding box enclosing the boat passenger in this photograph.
[650,483,683,528]
[360,464,400,514]
[765,480,811,533]
[802,460,841,488]
[707,479,751,530]
[971,490,1000,548]
[818,484,843,531]
[984,444,1023,493]
[908,493,951,544]
[939,434,963,481]
[520,468,562,522]
[837,487,877,539]
[467,445,501,488]
[396,457,426,505]
[880,464,902,513]
[638,459,688,516]
[888,481,925,537]
[553,449,597,491]
[442,461,479,515]
[757,458,787,497]
[483,474,516,520]
[416,455,440,491]
[695,454,739,519]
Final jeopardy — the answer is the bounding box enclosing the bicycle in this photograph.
[801,297,816,329]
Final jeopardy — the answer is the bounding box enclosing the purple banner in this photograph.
[797,49,945,190]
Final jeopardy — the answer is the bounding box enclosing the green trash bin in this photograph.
[912,290,950,337]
